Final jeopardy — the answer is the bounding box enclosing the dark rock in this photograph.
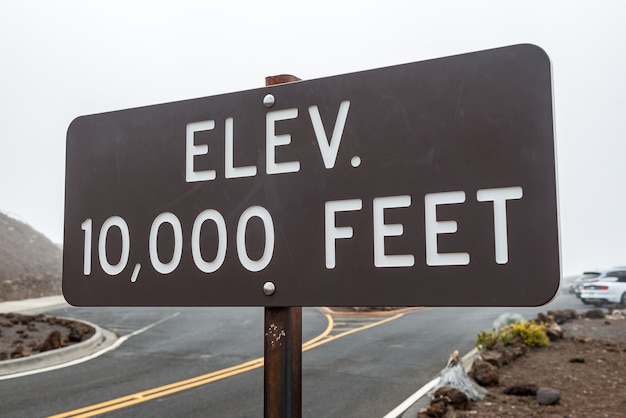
[496,346,516,364]
[585,309,605,319]
[604,342,621,353]
[569,357,585,363]
[535,312,551,323]
[38,330,64,352]
[509,339,528,358]
[503,383,539,396]
[58,318,71,327]
[562,309,579,320]
[537,387,561,405]
[0,352,6,360]
[418,399,449,417]
[68,323,91,342]
[545,323,564,341]
[0,317,13,327]
[433,386,471,411]
[552,312,569,324]
[10,344,29,358]
[17,314,33,325]
[480,350,508,367]
[68,328,84,342]
[470,360,499,386]
[607,303,626,311]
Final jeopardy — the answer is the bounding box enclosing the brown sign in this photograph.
[63,44,560,307]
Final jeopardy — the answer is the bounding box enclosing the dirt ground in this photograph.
[447,314,626,418]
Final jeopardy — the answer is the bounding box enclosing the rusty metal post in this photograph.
[264,306,302,418]
[264,74,302,418]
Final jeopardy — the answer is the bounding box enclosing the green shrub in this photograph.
[475,329,499,351]
[505,321,550,348]
[475,320,549,350]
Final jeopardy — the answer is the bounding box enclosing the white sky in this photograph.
[1,1,624,277]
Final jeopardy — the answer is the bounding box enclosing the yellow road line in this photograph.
[47,359,265,418]
[303,313,403,351]
[48,311,401,418]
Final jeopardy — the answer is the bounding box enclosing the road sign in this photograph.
[63,44,560,307]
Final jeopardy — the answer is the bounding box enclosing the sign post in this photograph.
[63,43,560,418]
[263,75,302,418]
[264,306,302,418]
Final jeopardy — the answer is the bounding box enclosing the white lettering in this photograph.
[266,108,300,175]
[424,191,470,266]
[324,199,362,269]
[237,206,275,272]
[186,120,216,182]
[81,218,93,275]
[99,216,130,275]
[149,212,183,274]
[477,186,523,264]
[309,100,350,169]
[225,117,257,179]
[373,195,415,267]
[191,209,227,273]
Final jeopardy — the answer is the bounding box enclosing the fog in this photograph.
[1,1,625,277]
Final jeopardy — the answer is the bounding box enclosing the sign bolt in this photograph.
[263,94,275,108]
[263,281,276,296]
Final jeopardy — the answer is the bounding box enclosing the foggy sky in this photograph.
[1,1,625,277]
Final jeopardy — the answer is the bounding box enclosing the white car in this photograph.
[571,268,626,298]
[580,274,626,305]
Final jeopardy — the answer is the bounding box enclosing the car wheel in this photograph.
[581,298,590,305]
[621,293,626,305]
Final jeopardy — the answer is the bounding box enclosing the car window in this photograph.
[576,273,600,283]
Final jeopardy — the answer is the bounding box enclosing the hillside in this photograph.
[0,211,61,302]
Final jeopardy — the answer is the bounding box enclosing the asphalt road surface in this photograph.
[0,290,583,417]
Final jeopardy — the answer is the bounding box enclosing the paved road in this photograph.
[0,290,584,417]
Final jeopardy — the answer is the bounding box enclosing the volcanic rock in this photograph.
[38,330,64,352]
[585,309,606,319]
[503,383,539,396]
[536,387,561,405]
[469,359,499,386]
